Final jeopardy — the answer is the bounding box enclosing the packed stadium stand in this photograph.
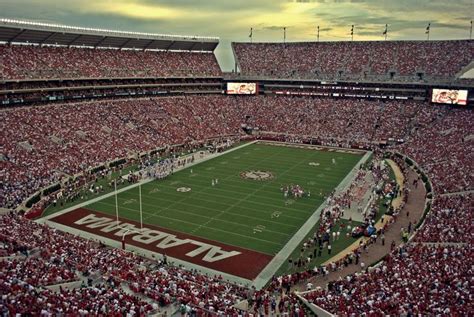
[302,243,473,315]
[0,44,221,79]
[1,18,473,316]
[233,40,474,82]
[414,194,473,244]
[2,96,473,209]
[0,213,251,315]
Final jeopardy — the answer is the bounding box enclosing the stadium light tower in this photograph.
[283,27,287,43]
[470,20,472,40]
[317,25,320,42]
[351,25,354,41]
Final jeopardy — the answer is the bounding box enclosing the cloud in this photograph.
[289,0,367,2]
[434,22,471,30]
[83,0,183,20]
[262,25,292,31]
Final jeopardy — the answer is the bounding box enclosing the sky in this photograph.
[0,0,472,71]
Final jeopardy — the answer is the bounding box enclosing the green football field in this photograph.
[74,143,362,255]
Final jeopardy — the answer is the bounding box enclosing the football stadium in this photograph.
[0,1,473,315]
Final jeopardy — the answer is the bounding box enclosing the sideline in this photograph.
[37,141,261,288]
[39,140,258,221]
[386,159,405,209]
[251,148,372,289]
[37,141,372,290]
[320,158,403,266]
[41,218,254,288]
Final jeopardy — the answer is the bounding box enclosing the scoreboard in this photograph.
[431,89,468,106]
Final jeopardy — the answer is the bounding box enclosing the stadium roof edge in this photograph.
[0,18,219,52]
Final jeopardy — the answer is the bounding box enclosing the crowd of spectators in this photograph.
[414,194,473,244]
[398,106,474,194]
[233,40,474,81]
[2,96,473,210]
[0,256,77,287]
[0,212,251,315]
[303,243,473,316]
[1,94,472,314]
[1,281,155,316]
[0,96,243,208]
[0,37,472,316]
[243,97,421,143]
[1,40,472,82]
[0,44,221,80]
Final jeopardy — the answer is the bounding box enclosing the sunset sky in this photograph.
[0,0,472,70]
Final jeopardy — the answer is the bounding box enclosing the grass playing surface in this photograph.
[63,143,362,255]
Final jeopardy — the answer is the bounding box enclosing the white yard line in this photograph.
[94,200,291,238]
[110,194,303,227]
[251,149,373,290]
[188,148,317,235]
[118,188,311,219]
[40,140,258,221]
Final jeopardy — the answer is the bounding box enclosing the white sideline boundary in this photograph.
[39,218,254,288]
[37,141,260,287]
[38,140,371,289]
[40,140,258,221]
[251,148,372,289]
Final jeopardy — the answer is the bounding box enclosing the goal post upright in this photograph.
[139,183,143,230]
[114,179,119,226]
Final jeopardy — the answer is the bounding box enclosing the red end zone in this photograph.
[49,208,273,280]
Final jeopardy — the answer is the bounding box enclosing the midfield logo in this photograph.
[240,170,275,181]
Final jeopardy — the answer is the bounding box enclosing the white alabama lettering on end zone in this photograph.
[74,214,241,263]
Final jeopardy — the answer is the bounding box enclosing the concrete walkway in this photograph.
[386,159,405,209]
[323,159,403,265]
[295,163,426,291]
[340,172,375,223]
[439,189,474,197]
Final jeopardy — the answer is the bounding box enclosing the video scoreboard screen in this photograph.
[431,89,468,105]
[226,82,257,95]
